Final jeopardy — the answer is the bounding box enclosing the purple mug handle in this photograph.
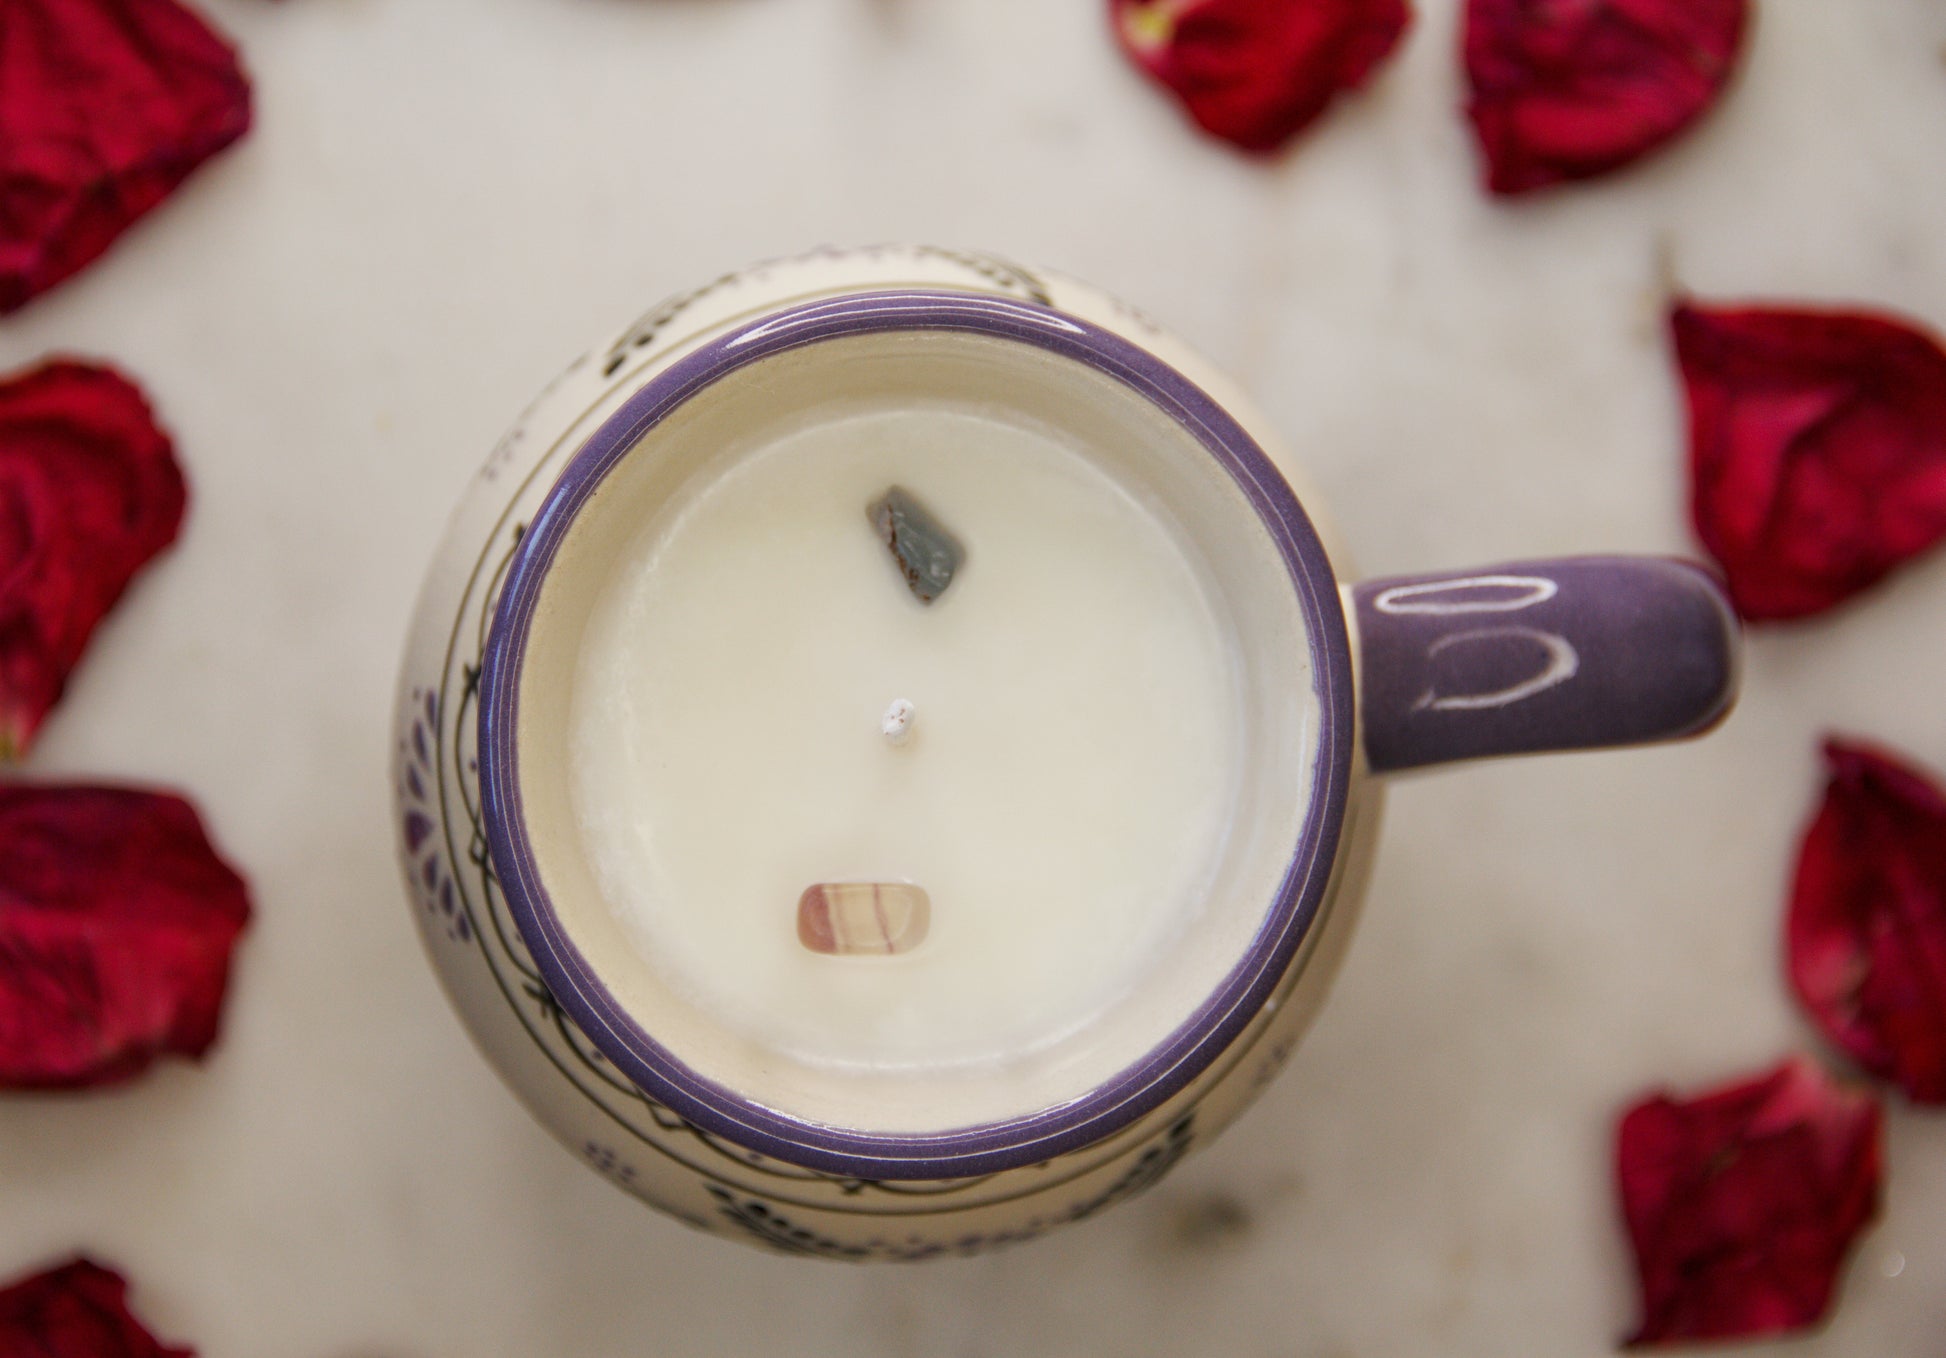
[1351,556,1739,773]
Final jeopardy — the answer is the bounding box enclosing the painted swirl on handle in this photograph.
[1352,556,1739,773]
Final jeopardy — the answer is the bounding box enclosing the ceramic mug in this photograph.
[393,245,1737,1259]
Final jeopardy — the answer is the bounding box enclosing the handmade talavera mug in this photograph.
[393,245,1737,1259]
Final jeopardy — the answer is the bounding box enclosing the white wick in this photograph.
[881,698,916,746]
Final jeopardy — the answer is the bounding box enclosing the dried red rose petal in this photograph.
[0,0,251,313]
[1674,302,1946,622]
[1464,0,1749,196]
[1110,0,1412,155]
[0,785,250,1089]
[0,1257,192,1358]
[1615,1056,1882,1348]
[0,360,187,759]
[1788,739,1946,1103]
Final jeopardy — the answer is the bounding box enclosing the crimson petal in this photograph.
[0,1257,193,1358]
[1673,302,1946,622]
[1464,0,1749,196]
[1789,738,1946,1103]
[0,360,187,758]
[0,0,251,313]
[0,785,250,1089]
[1110,0,1412,155]
[1616,1057,1882,1347]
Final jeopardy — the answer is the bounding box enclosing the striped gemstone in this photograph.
[797,883,931,956]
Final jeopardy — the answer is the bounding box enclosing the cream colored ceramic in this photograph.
[393,245,1735,1257]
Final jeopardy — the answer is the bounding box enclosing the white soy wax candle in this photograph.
[520,330,1322,1133]
[573,407,1237,1065]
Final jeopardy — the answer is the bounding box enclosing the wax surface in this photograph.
[569,402,1246,1074]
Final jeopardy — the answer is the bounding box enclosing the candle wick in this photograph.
[881,698,916,746]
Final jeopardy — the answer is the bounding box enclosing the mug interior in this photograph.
[481,292,1353,1176]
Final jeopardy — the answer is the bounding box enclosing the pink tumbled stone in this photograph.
[797,883,931,956]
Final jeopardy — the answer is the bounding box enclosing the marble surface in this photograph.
[5,0,1946,1352]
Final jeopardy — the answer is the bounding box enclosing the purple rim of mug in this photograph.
[479,290,1356,1181]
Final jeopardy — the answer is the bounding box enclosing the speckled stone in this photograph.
[868,486,963,604]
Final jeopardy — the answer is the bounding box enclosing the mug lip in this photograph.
[478,288,1356,1180]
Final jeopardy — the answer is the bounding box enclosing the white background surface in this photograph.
[5,0,1946,1353]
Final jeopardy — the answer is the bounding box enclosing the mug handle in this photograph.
[1350,556,1740,774]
